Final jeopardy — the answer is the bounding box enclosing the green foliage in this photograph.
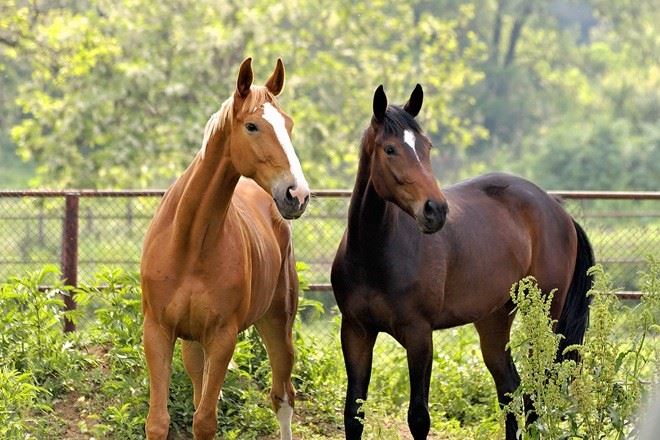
[507,278,577,438]
[429,328,499,428]
[0,263,656,438]
[506,261,659,439]
[0,265,90,395]
[0,266,93,437]
[1,0,482,189]
[571,258,659,438]
[2,1,658,190]
[73,269,149,438]
[0,368,43,439]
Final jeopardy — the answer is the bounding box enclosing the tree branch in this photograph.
[489,0,505,64]
[504,3,532,67]
[0,35,18,47]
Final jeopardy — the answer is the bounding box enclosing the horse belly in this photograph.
[234,233,284,329]
[242,263,281,329]
[437,264,525,329]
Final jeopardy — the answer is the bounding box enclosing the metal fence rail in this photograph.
[1,189,658,308]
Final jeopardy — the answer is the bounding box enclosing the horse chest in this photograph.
[336,274,441,331]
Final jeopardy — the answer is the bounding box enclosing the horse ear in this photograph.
[265,58,285,96]
[235,57,253,99]
[373,84,387,123]
[404,83,423,118]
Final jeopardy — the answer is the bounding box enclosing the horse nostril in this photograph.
[286,186,296,201]
[285,184,310,207]
[424,200,437,217]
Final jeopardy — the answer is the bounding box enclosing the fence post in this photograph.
[61,192,79,332]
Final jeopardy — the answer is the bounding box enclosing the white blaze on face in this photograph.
[404,129,420,162]
[261,102,310,204]
[276,393,293,440]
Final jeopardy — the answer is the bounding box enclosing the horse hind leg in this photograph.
[255,255,299,440]
[192,325,238,440]
[182,340,205,409]
[143,315,176,440]
[474,303,533,440]
[255,312,296,440]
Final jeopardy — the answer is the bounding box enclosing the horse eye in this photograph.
[245,122,258,133]
[384,145,396,155]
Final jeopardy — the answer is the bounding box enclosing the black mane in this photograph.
[382,105,421,136]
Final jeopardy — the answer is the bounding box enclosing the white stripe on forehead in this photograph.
[404,130,420,162]
[261,103,310,196]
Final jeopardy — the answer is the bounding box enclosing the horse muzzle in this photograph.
[416,199,447,234]
[273,181,310,220]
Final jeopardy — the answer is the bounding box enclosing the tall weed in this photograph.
[507,258,659,439]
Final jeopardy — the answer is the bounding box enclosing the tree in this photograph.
[2,0,487,188]
[1,0,657,190]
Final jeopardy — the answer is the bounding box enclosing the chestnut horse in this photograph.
[331,84,594,439]
[141,58,310,440]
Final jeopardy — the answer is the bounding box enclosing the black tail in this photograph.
[555,220,595,363]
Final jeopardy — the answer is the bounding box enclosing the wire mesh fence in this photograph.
[0,190,658,292]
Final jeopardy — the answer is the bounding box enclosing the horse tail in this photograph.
[555,219,595,363]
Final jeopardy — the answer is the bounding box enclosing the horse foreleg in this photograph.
[475,304,529,440]
[182,340,205,409]
[144,316,175,440]
[403,327,433,440]
[341,318,377,440]
[192,325,238,440]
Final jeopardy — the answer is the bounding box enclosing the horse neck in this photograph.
[346,141,390,253]
[169,123,240,253]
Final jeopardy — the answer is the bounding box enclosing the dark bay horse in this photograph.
[331,84,594,439]
[141,58,310,440]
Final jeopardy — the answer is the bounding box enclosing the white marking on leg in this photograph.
[404,129,420,162]
[261,102,310,204]
[276,393,293,440]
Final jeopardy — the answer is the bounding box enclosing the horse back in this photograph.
[442,173,577,319]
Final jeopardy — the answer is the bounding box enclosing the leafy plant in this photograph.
[0,368,44,439]
[0,265,90,395]
[506,260,659,439]
[506,277,577,439]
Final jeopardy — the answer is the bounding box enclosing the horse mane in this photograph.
[200,87,277,159]
[358,106,424,157]
[382,105,422,136]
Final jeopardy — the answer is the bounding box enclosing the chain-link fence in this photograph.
[0,190,658,292]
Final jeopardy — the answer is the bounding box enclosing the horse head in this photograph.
[207,58,310,219]
[364,84,447,233]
